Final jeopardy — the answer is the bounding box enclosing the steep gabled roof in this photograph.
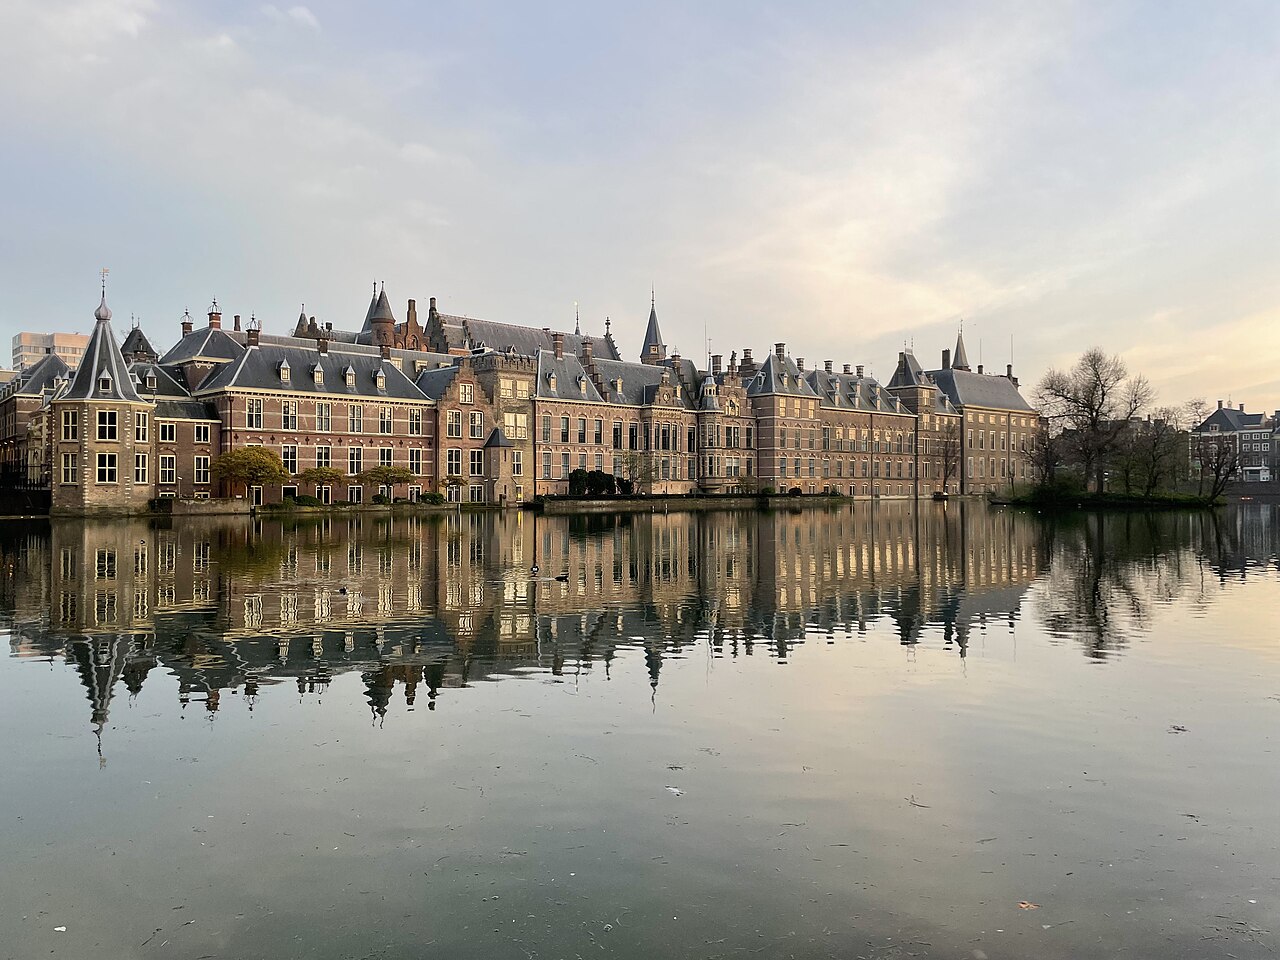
[196,343,425,400]
[536,350,604,402]
[63,303,145,403]
[456,316,621,361]
[128,361,188,398]
[886,351,926,390]
[9,353,70,396]
[952,330,971,371]
[745,352,820,398]
[120,326,158,361]
[641,302,664,359]
[588,357,693,407]
[414,365,459,401]
[805,368,908,414]
[926,367,1034,412]
[159,326,246,365]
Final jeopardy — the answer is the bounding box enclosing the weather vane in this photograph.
[100,267,109,296]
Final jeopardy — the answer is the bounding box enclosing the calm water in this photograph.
[2,502,1278,960]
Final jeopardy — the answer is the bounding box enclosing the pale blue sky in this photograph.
[1,1,1276,409]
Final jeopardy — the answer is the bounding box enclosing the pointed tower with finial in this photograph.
[640,287,666,365]
[952,322,972,372]
[369,282,396,348]
[52,275,156,515]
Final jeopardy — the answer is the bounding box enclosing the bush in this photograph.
[331,499,352,507]
[568,468,589,497]
[421,492,446,505]
[616,477,634,496]
[371,494,391,505]
[760,486,775,495]
[291,494,324,507]
[587,469,616,496]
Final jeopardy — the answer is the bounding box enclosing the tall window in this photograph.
[281,401,298,430]
[409,408,422,435]
[61,453,77,484]
[349,404,363,433]
[97,410,117,441]
[542,451,552,478]
[446,448,462,475]
[469,449,484,475]
[379,447,393,467]
[316,401,332,432]
[159,422,176,443]
[447,410,462,438]
[315,445,331,468]
[409,448,422,475]
[194,456,210,484]
[348,447,363,475]
[134,453,148,483]
[577,418,587,443]
[512,450,523,475]
[194,424,210,444]
[459,383,474,404]
[612,420,623,449]
[159,455,176,484]
[133,412,149,442]
[281,445,298,473]
[594,419,604,445]
[96,452,118,483]
[469,410,484,439]
[542,415,551,442]
[500,378,514,399]
[560,417,570,442]
[61,410,78,441]
[246,398,263,429]
[380,407,393,434]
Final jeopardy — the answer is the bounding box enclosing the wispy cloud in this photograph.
[261,4,319,32]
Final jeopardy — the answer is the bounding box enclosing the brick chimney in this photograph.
[1239,402,1245,412]
[739,348,755,378]
[824,360,833,374]
[977,364,984,375]
[552,331,564,359]
[856,364,864,377]
[775,342,786,359]
[208,304,221,329]
[181,314,193,336]
[843,364,851,375]
[581,337,594,364]
[233,314,241,332]
[711,354,722,376]
[318,337,328,355]
[407,299,417,327]
[380,344,392,360]
[1006,363,1013,379]
[1217,399,1224,410]
[797,357,805,372]
[942,348,951,369]
[246,326,260,347]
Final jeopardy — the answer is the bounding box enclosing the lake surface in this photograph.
[1,502,1278,960]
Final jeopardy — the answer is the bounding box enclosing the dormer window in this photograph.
[577,374,587,392]
[344,367,355,387]
[375,369,386,390]
[146,374,157,392]
[613,377,623,393]
[312,364,323,385]
[548,374,557,392]
[98,373,112,393]
[278,360,290,383]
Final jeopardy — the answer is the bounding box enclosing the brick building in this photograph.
[9,285,1037,514]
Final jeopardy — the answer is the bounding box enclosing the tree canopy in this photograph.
[211,447,290,492]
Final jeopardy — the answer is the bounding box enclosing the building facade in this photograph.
[13,331,91,371]
[1192,400,1278,482]
[7,286,1038,514]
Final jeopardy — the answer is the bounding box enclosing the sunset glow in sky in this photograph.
[1,1,1277,409]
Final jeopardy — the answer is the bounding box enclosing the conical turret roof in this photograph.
[370,288,396,323]
[641,299,665,361]
[63,298,145,402]
[120,325,157,362]
[953,329,971,371]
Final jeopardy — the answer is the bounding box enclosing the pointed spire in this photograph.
[952,323,971,371]
[64,293,143,402]
[574,302,581,336]
[371,286,395,322]
[641,291,665,365]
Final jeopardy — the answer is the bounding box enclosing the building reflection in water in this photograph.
[8,502,1272,739]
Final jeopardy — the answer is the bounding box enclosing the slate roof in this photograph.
[926,367,1034,412]
[128,361,188,398]
[588,357,692,407]
[805,369,908,414]
[440,315,622,361]
[484,427,514,448]
[536,351,604,402]
[1196,407,1269,433]
[886,351,926,390]
[641,303,664,359]
[5,353,69,397]
[745,352,820,399]
[196,343,424,400]
[952,331,972,370]
[63,312,145,403]
[414,365,459,401]
[159,326,247,365]
[120,326,159,361]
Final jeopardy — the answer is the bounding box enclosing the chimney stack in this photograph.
[380,344,391,360]
[977,363,984,374]
[246,327,260,347]
[942,348,951,369]
[797,357,805,372]
[775,342,786,359]
[407,299,417,326]
[582,337,594,364]
[1239,402,1245,412]
[856,364,864,377]
[552,331,564,359]
[208,306,221,329]
[1006,363,1013,379]
[181,315,193,336]
[233,314,242,332]
[712,354,722,376]
[1217,399,1224,410]
[824,360,833,374]
[318,337,328,355]
[843,364,852,375]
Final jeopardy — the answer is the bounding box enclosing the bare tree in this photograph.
[1029,419,1062,485]
[939,420,961,493]
[1135,407,1187,496]
[1196,433,1240,502]
[1182,398,1211,495]
[619,451,658,494]
[1036,349,1154,492]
